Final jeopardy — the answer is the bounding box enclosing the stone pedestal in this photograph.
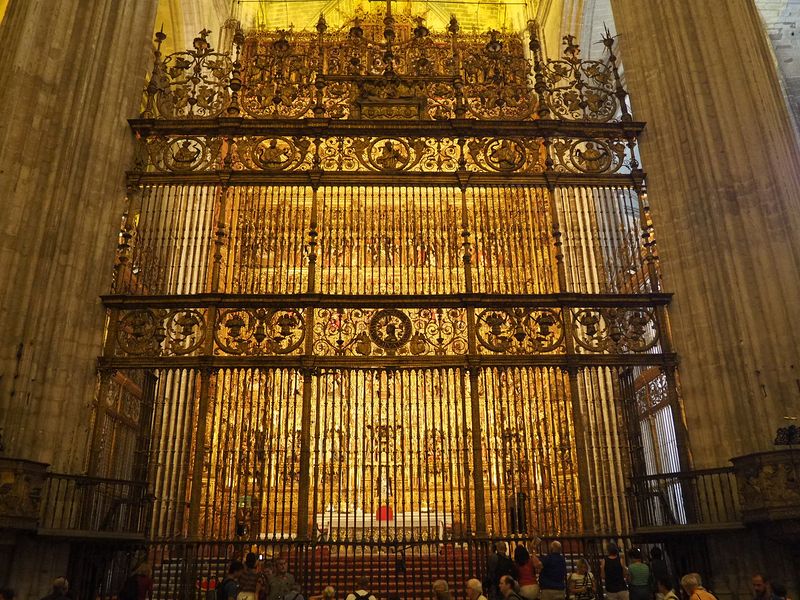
[732,449,800,528]
[0,457,48,530]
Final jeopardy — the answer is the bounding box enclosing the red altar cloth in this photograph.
[376,505,394,521]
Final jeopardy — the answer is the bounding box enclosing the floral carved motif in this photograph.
[233,136,313,171]
[466,138,545,174]
[542,35,618,122]
[138,136,223,172]
[149,30,233,119]
[240,30,317,119]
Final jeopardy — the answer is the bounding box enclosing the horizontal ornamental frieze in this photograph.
[107,302,662,361]
[134,134,631,175]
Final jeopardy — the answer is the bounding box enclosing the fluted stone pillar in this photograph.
[609,0,800,466]
[0,0,158,472]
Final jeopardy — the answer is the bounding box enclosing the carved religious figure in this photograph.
[375,140,406,170]
[489,139,524,171]
[575,141,610,172]
[172,139,201,167]
[256,139,289,168]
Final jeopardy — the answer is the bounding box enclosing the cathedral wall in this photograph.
[609,0,800,468]
[0,0,158,470]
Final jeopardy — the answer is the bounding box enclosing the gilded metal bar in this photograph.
[99,354,677,372]
[566,366,595,534]
[296,368,314,540]
[87,370,114,476]
[188,368,212,538]
[307,186,319,294]
[127,171,645,189]
[128,119,646,140]
[211,185,228,292]
[102,292,673,309]
[460,185,473,294]
[663,366,693,472]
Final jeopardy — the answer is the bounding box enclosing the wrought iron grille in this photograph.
[88,11,691,590]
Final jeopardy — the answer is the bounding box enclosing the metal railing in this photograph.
[79,536,644,600]
[39,472,151,537]
[627,467,741,530]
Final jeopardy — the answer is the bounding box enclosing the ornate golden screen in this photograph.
[93,8,683,554]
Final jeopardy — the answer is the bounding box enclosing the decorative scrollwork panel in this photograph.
[465,137,545,174]
[240,30,318,119]
[461,31,536,121]
[149,30,233,119]
[214,308,306,355]
[541,35,618,123]
[136,136,224,172]
[571,307,660,353]
[318,136,460,172]
[115,308,207,356]
[475,308,564,354]
[313,307,468,356]
[133,135,568,174]
[550,137,628,174]
[232,136,314,172]
[141,16,635,124]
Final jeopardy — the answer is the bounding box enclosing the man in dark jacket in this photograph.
[487,542,516,600]
[538,541,567,600]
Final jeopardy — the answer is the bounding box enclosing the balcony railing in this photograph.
[39,473,151,538]
[627,467,742,531]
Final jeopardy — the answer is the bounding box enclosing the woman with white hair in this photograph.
[680,574,715,600]
[466,579,488,600]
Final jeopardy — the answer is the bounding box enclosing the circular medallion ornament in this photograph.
[253,137,295,170]
[485,139,526,172]
[368,308,413,351]
[368,138,411,171]
[570,140,613,173]
[164,137,205,171]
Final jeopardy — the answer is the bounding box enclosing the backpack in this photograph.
[118,574,140,600]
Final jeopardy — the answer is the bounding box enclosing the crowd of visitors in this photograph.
[1,544,794,600]
[200,542,795,600]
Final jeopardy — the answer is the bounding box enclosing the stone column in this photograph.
[0,0,158,472]
[609,0,800,466]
